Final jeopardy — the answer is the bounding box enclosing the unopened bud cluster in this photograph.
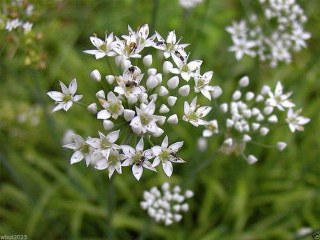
[226,0,310,67]
[140,182,194,225]
[201,76,310,163]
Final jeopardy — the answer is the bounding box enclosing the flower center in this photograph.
[159,150,170,161]
[101,139,111,149]
[140,114,151,125]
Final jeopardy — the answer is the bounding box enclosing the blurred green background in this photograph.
[1,0,320,239]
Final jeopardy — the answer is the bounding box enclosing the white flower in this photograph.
[266,81,295,110]
[286,108,310,132]
[86,130,120,158]
[121,138,156,180]
[229,37,256,60]
[182,97,211,126]
[47,79,83,112]
[179,0,204,9]
[152,136,184,177]
[171,54,202,81]
[84,33,116,59]
[203,119,218,137]
[130,101,165,136]
[94,149,126,178]
[63,134,94,166]
[194,70,215,100]
[97,92,124,120]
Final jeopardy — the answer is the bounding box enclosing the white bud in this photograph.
[162,182,170,191]
[256,114,264,121]
[232,90,241,100]
[252,122,260,130]
[261,85,271,95]
[167,76,179,89]
[211,86,223,98]
[143,54,152,66]
[246,92,255,101]
[159,104,170,113]
[181,203,189,212]
[220,103,228,113]
[103,120,114,130]
[224,138,233,146]
[173,214,182,222]
[178,85,190,96]
[156,73,162,84]
[167,114,178,124]
[197,137,208,151]
[127,95,138,104]
[157,116,166,125]
[121,59,131,70]
[243,134,252,142]
[247,155,258,164]
[147,68,157,76]
[152,128,164,137]
[226,119,234,128]
[149,94,158,102]
[124,109,135,121]
[276,141,287,151]
[173,186,181,193]
[163,61,173,74]
[87,103,97,114]
[90,69,101,81]
[260,127,269,136]
[255,94,264,102]
[263,106,274,115]
[251,108,260,116]
[268,115,278,123]
[105,75,115,84]
[173,204,181,212]
[146,75,159,89]
[239,76,249,87]
[167,96,177,106]
[138,93,148,103]
[96,90,105,99]
[159,86,169,96]
[165,218,173,226]
[185,190,194,198]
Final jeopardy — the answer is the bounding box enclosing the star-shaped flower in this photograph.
[84,33,116,59]
[286,108,310,132]
[266,81,295,111]
[151,136,184,177]
[182,97,211,126]
[97,91,124,120]
[121,138,156,180]
[47,79,82,112]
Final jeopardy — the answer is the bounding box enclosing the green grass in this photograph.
[1,0,320,239]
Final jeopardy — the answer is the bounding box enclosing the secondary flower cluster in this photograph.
[200,76,310,163]
[140,182,194,225]
[226,0,310,67]
[1,0,34,33]
[47,24,220,180]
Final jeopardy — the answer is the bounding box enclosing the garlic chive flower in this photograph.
[47,79,82,112]
[47,24,221,180]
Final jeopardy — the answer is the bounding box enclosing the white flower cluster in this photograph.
[201,76,310,163]
[47,24,220,180]
[226,0,310,67]
[140,182,194,225]
[1,0,34,33]
[178,0,204,10]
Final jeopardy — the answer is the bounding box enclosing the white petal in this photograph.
[162,161,173,177]
[107,130,120,143]
[132,164,143,180]
[162,136,169,148]
[69,79,77,95]
[70,151,84,164]
[152,146,162,156]
[97,110,111,120]
[169,141,183,152]
[47,91,64,101]
[136,138,144,152]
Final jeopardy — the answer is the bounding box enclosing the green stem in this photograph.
[150,0,160,33]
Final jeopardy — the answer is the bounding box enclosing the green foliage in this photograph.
[1,0,320,239]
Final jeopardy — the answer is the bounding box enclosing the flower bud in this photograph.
[263,106,274,115]
[143,54,153,66]
[197,137,207,152]
[124,109,135,121]
[247,155,257,164]
[149,94,158,102]
[167,114,178,124]
[246,92,255,101]
[260,127,269,136]
[224,138,233,146]
[220,103,228,113]
[146,75,159,89]
[167,96,177,106]
[147,68,157,76]
[167,76,179,89]
[96,90,105,99]
[87,103,97,114]
[243,134,252,142]
[232,90,241,100]
[276,141,287,151]
[103,120,114,130]
[163,61,173,74]
[211,86,223,98]
[268,115,278,123]
[90,69,101,81]
[239,76,249,87]
[105,75,115,84]
[178,85,190,96]
[226,119,234,128]
[159,104,170,113]
[159,86,169,96]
